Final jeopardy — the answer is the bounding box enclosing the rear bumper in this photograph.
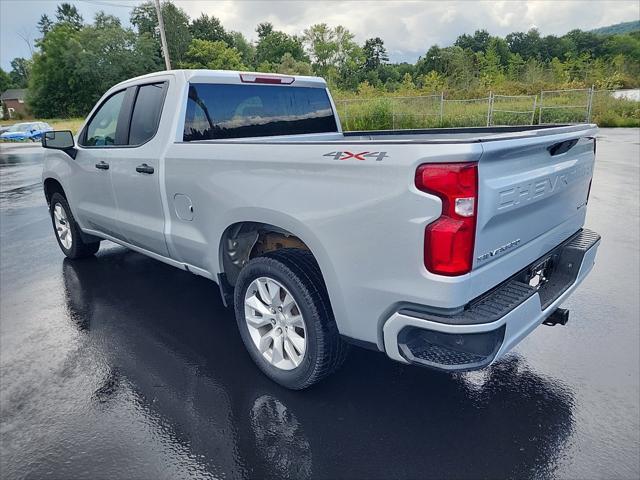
[382,229,601,371]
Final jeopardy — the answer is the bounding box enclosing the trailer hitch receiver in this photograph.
[543,308,569,326]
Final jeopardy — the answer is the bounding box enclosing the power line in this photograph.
[76,0,140,9]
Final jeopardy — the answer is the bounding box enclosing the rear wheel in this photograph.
[50,192,100,259]
[234,249,349,390]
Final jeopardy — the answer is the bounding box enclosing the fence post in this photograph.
[531,95,538,125]
[538,91,544,124]
[486,91,493,127]
[342,102,348,131]
[439,92,444,125]
[587,85,594,122]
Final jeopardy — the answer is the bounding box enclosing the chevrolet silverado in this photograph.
[42,70,601,389]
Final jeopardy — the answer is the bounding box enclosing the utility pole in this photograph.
[154,0,171,70]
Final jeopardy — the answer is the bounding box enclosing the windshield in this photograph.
[8,123,35,132]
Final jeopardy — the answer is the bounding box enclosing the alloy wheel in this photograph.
[244,277,307,370]
[53,203,72,250]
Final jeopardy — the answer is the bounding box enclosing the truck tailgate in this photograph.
[474,128,596,270]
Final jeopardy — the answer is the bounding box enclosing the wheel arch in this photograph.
[216,211,345,331]
[43,177,66,206]
[219,219,319,287]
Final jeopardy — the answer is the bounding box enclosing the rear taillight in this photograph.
[415,162,478,276]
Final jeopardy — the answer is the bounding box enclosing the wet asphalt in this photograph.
[0,129,639,480]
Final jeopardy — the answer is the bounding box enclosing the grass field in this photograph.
[1,90,637,140]
[335,91,639,130]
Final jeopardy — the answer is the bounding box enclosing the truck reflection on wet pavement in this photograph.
[1,132,639,479]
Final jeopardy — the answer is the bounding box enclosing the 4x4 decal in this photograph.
[323,151,388,161]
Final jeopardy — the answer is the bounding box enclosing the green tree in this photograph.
[0,68,12,92]
[415,45,443,74]
[563,52,591,82]
[37,14,54,35]
[9,58,31,88]
[28,24,84,117]
[94,11,120,29]
[398,72,416,94]
[276,52,312,75]
[256,29,306,66]
[333,26,364,89]
[303,23,361,85]
[521,57,545,84]
[29,14,161,118]
[303,23,338,76]
[564,29,604,57]
[55,3,83,30]
[506,53,526,80]
[363,37,388,71]
[179,39,245,70]
[416,45,476,88]
[190,13,232,44]
[488,37,511,66]
[506,29,543,60]
[603,32,640,62]
[131,1,192,66]
[256,22,274,40]
[478,44,504,86]
[229,31,255,67]
[455,29,491,52]
[540,35,570,61]
[418,71,446,92]
[76,12,160,94]
[549,57,567,83]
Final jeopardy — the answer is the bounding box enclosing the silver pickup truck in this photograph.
[42,70,601,389]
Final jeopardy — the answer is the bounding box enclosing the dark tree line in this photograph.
[1,2,638,118]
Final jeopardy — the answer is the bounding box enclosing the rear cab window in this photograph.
[183,83,337,141]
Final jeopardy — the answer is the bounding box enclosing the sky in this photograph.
[1,0,639,70]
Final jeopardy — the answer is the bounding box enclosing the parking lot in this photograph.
[1,129,639,479]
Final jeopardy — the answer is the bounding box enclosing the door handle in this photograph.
[95,161,109,170]
[136,163,154,174]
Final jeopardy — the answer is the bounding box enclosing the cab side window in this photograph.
[82,90,126,147]
[128,83,166,145]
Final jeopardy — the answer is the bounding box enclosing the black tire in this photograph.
[49,192,100,259]
[234,248,349,390]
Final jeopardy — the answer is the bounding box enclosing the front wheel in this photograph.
[49,192,100,259]
[234,249,349,390]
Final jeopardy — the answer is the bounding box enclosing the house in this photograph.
[1,89,28,118]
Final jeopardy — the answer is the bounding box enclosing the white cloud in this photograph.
[177,0,640,62]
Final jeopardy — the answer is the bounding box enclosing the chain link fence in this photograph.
[335,88,639,130]
[442,97,491,127]
[489,93,537,126]
[537,88,593,124]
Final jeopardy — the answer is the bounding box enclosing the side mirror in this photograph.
[43,130,77,159]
